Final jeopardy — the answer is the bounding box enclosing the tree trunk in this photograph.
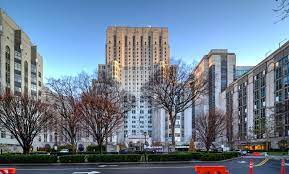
[105,136,108,153]
[205,142,210,152]
[171,126,176,146]
[71,139,76,154]
[169,112,176,150]
[97,137,104,154]
[22,144,31,154]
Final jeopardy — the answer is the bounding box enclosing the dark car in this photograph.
[119,149,129,154]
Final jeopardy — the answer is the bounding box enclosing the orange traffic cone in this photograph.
[281,159,285,174]
[249,159,253,174]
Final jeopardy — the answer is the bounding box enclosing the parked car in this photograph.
[59,149,69,153]
[238,150,248,155]
[119,149,129,154]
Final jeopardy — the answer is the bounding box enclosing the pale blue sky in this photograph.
[1,0,289,79]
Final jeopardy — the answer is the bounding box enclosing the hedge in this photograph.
[87,154,141,162]
[0,154,57,163]
[147,153,193,161]
[191,152,239,161]
[59,155,86,163]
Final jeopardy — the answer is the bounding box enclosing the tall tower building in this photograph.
[193,49,236,116]
[192,49,236,149]
[98,26,169,144]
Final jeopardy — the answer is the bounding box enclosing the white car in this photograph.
[59,149,69,153]
[238,150,247,155]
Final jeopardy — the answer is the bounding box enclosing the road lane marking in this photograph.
[238,161,247,164]
[254,158,269,167]
[73,172,100,174]
[98,165,118,167]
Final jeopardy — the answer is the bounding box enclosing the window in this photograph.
[14,62,21,71]
[1,130,6,138]
[14,74,22,83]
[31,63,37,73]
[31,84,37,91]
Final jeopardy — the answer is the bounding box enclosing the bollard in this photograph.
[281,159,285,174]
[249,159,253,174]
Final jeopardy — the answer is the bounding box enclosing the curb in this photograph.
[0,157,241,166]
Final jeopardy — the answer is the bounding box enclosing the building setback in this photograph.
[235,66,253,79]
[0,9,44,152]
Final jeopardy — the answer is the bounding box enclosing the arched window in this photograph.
[5,46,10,57]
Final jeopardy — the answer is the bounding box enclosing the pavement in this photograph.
[0,157,288,174]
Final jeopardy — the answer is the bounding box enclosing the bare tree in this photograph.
[274,0,289,22]
[0,92,51,154]
[47,76,83,152]
[195,111,226,152]
[142,61,206,147]
[77,79,131,154]
[225,109,239,150]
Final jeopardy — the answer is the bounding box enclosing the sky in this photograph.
[1,0,289,79]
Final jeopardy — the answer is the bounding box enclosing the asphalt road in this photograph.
[0,157,287,174]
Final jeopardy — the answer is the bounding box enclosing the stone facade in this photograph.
[0,9,44,152]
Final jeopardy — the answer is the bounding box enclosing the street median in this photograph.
[0,152,239,164]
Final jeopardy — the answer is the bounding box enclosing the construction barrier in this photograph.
[0,168,16,174]
[281,159,285,174]
[252,152,261,156]
[249,159,253,174]
[194,166,229,174]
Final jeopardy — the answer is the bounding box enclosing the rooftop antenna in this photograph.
[279,38,287,47]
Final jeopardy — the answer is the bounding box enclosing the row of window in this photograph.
[110,35,167,47]
[131,109,152,114]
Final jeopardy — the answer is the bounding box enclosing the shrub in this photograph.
[87,154,141,162]
[59,155,86,163]
[0,154,57,163]
[147,153,193,161]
